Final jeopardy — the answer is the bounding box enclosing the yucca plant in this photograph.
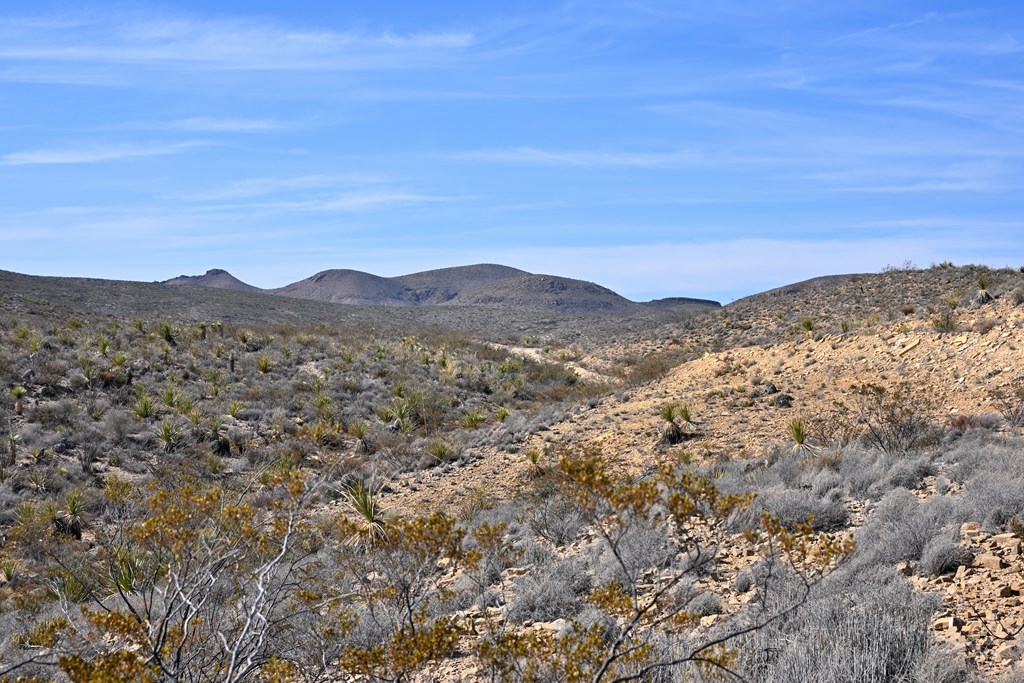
[494,406,510,423]
[525,448,544,476]
[97,337,109,356]
[162,386,179,408]
[55,490,85,540]
[10,386,26,415]
[156,322,176,346]
[256,355,273,374]
[156,419,179,452]
[426,440,452,465]
[461,410,486,429]
[228,400,244,419]
[0,557,18,584]
[344,480,387,547]
[788,417,814,452]
[349,421,369,453]
[659,402,692,446]
[134,394,155,420]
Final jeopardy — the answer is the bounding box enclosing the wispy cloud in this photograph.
[170,117,287,132]
[450,147,701,168]
[264,191,460,213]
[0,15,474,72]
[174,174,388,201]
[0,141,206,165]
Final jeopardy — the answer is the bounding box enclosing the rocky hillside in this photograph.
[162,268,262,292]
[441,273,642,314]
[4,262,1024,681]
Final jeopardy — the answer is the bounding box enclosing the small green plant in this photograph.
[494,406,510,422]
[461,410,486,429]
[134,394,155,420]
[801,316,814,332]
[525,448,544,475]
[156,322,176,345]
[112,352,128,368]
[227,400,244,419]
[256,355,273,374]
[10,385,26,415]
[97,337,110,356]
[426,440,452,465]
[156,419,179,451]
[789,417,812,451]
[344,480,387,546]
[0,557,18,583]
[162,386,178,407]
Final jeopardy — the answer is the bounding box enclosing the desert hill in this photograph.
[441,273,641,314]
[163,268,262,292]
[162,263,721,316]
[392,263,530,305]
[272,269,409,306]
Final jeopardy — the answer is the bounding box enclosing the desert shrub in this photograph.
[622,348,694,387]
[506,556,591,624]
[989,381,1024,426]
[956,469,1024,531]
[754,486,850,533]
[852,383,935,456]
[737,565,945,683]
[526,494,585,547]
[918,532,973,577]
[593,514,674,586]
[857,490,958,565]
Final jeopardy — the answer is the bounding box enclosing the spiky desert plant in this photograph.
[461,410,486,429]
[658,402,687,445]
[0,557,18,584]
[156,322,176,346]
[228,400,244,419]
[789,417,814,452]
[344,480,387,547]
[10,385,26,415]
[134,394,155,420]
[801,316,815,332]
[56,489,85,540]
[256,355,273,374]
[162,386,179,408]
[426,440,452,465]
[525,448,544,476]
[349,421,369,453]
[156,419,179,452]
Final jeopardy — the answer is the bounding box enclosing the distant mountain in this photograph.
[641,296,722,310]
[162,263,721,315]
[273,269,407,306]
[393,264,530,305]
[444,274,642,314]
[163,269,262,293]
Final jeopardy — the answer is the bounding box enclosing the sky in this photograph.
[2,1,1024,302]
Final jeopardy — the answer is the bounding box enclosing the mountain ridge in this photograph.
[161,263,722,315]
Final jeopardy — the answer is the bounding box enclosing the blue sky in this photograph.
[2,1,1023,302]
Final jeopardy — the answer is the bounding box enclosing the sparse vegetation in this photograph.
[0,263,1020,681]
